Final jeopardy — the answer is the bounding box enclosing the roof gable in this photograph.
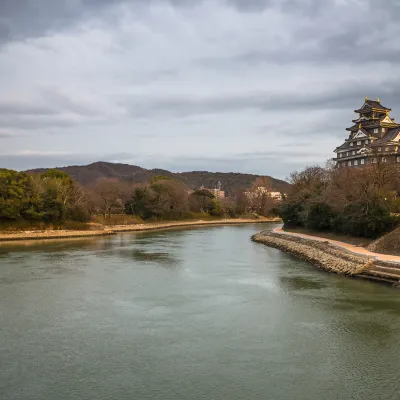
[393,132,400,142]
[353,129,368,139]
[381,115,394,124]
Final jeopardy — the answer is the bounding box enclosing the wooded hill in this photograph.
[27,162,290,195]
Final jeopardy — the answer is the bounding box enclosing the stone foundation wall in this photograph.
[251,231,385,276]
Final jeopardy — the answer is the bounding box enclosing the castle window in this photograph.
[354,160,358,166]
[378,147,382,151]
[357,141,361,145]
[372,158,377,164]
[365,140,369,144]
[352,150,355,155]
[397,156,400,163]
[350,142,354,147]
[382,128,386,133]
[382,157,387,163]
[385,147,389,151]
[361,159,365,165]
[374,128,378,134]
[348,161,352,166]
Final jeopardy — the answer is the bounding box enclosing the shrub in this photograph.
[209,200,224,216]
[278,201,304,228]
[333,201,398,238]
[306,202,335,231]
[68,205,91,222]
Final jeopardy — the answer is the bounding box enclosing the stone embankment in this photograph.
[252,230,400,286]
[0,218,280,243]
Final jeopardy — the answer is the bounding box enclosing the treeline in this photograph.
[278,162,400,238]
[0,169,281,227]
[0,169,89,224]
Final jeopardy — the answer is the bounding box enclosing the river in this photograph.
[0,223,399,400]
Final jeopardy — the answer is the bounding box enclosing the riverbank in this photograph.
[0,218,280,242]
[252,228,400,286]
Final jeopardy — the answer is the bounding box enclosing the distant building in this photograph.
[244,187,283,202]
[334,98,400,167]
[200,181,225,199]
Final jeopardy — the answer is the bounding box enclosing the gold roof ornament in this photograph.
[365,96,368,101]
[386,110,389,115]
[377,97,380,102]
[359,123,362,129]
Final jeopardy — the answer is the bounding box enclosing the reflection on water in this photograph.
[279,275,328,291]
[0,223,399,400]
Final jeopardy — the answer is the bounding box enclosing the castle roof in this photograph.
[354,99,391,113]
[370,127,400,145]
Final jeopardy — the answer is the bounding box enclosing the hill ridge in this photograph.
[27,161,290,194]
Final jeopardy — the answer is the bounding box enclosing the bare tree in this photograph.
[91,178,131,217]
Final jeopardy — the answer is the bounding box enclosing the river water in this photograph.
[0,223,399,400]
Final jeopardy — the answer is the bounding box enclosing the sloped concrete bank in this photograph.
[252,231,400,287]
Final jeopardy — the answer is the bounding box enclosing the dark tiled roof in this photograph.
[366,100,390,110]
[335,142,348,151]
[346,122,379,131]
[354,99,391,113]
[370,127,400,145]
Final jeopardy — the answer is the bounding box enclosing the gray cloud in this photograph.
[120,79,400,119]
[1,0,400,178]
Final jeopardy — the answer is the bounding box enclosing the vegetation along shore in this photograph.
[254,159,400,286]
[0,166,284,235]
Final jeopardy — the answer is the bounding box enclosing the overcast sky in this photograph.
[1,0,400,179]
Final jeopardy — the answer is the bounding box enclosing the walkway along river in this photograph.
[1,224,400,400]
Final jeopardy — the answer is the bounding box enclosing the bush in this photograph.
[68,206,91,222]
[278,201,304,228]
[333,201,398,238]
[209,200,224,216]
[306,202,335,231]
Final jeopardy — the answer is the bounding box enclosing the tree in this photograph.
[188,189,215,213]
[125,186,154,219]
[125,179,189,220]
[150,179,189,219]
[278,163,399,236]
[91,178,131,217]
[306,202,335,231]
[0,169,32,219]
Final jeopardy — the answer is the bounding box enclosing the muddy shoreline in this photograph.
[0,218,280,243]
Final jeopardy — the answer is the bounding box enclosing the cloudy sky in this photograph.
[1,0,400,179]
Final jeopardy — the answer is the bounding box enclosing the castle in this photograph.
[334,98,400,167]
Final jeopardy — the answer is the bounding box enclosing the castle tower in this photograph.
[334,98,400,167]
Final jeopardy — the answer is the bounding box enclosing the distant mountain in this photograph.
[27,161,290,195]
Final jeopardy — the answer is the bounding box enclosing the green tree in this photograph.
[125,186,154,219]
[188,189,215,213]
[0,169,32,219]
[306,202,335,231]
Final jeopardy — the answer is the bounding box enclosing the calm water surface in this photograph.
[0,224,399,400]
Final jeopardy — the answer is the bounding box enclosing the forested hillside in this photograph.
[28,162,290,194]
